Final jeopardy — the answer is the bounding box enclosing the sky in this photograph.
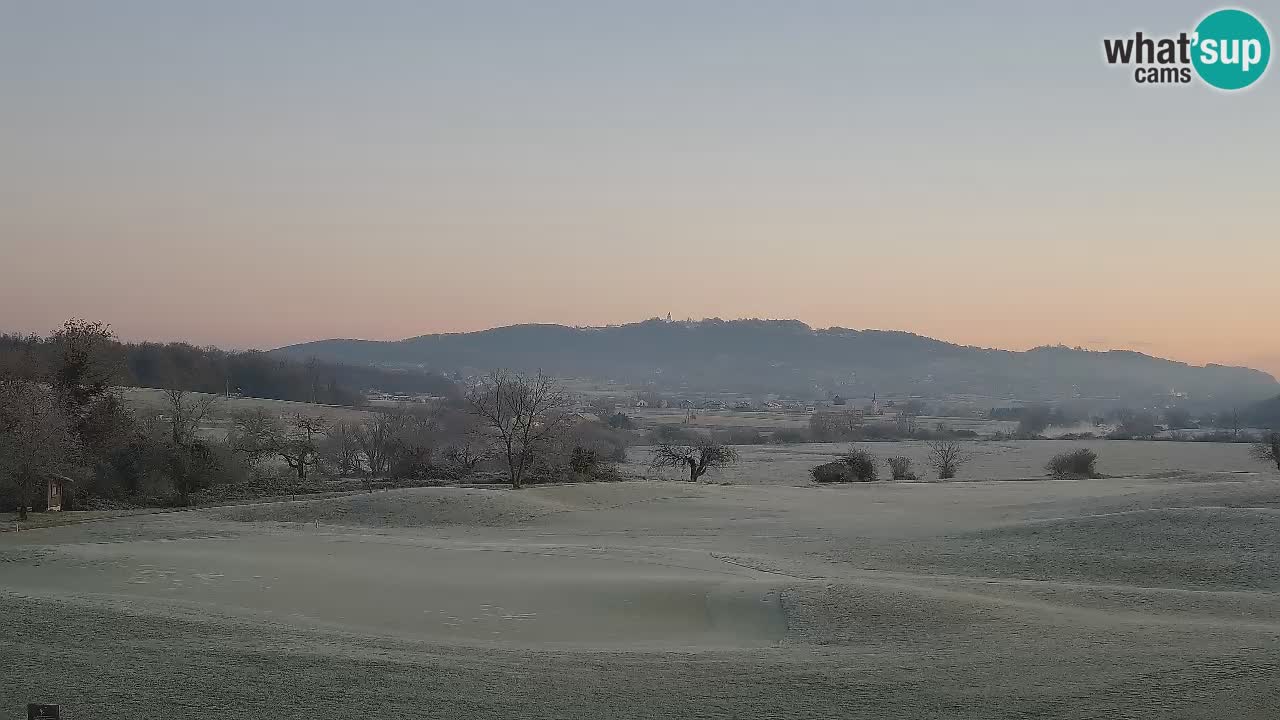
[2,1,1277,375]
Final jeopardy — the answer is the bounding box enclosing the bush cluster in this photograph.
[811,449,886,483]
[810,461,851,483]
[886,456,917,482]
[840,449,878,481]
[1045,449,1099,479]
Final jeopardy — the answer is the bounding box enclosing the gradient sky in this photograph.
[2,1,1277,375]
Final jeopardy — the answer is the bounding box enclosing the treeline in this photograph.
[0,325,460,407]
[1,322,636,517]
[806,410,978,443]
[1243,394,1280,428]
[990,405,1083,432]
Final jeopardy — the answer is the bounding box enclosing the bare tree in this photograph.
[163,389,219,447]
[926,440,970,480]
[233,411,328,481]
[0,379,82,520]
[465,370,575,488]
[354,411,404,478]
[388,406,441,479]
[1253,432,1280,471]
[319,420,363,478]
[896,401,925,436]
[650,438,738,482]
[438,411,494,477]
[160,389,221,505]
[839,406,864,435]
[280,415,327,481]
[1223,407,1243,440]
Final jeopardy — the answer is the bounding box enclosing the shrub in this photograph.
[840,449,878,481]
[1252,432,1280,471]
[569,446,599,474]
[1045,448,1099,479]
[810,461,851,483]
[566,419,631,464]
[887,456,917,482]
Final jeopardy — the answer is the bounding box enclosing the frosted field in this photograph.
[629,407,1019,435]
[629,439,1267,484]
[118,387,374,422]
[3,447,1278,718]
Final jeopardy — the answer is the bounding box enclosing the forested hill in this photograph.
[1246,394,1280,428]
[275,318,1278,406]
[0,330,458,407]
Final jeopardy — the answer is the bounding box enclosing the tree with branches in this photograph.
[388,407,441,479]
[465,370,574,488]
[319,420,363,479]
[353,411,404,478]
[0,379,82,519]
[163,389,219,447]
[926,439,970,480]
[48,319,124,420]
[650,438,738,482]
[161,389,221,505]
[233,410,328,481]
[1221,407,1243,440]
[438,411,494,477]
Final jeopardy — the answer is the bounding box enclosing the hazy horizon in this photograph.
[5,314,1275,381]
[3,1,1277,375]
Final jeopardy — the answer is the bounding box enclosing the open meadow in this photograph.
[627,439,1267,484]
[119,387,374,424]
[3,439,1278,718]
[628,407,1020,435]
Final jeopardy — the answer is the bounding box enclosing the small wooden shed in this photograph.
[46,474,72,512]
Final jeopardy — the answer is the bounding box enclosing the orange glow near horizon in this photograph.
[2,3,1277,378]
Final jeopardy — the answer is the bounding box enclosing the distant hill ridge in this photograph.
[274,318,1278,405]
[1246,394,1280,428]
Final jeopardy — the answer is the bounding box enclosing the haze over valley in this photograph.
[278,317,1278,409]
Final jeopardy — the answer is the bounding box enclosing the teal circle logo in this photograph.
[1192,9,1271,90]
